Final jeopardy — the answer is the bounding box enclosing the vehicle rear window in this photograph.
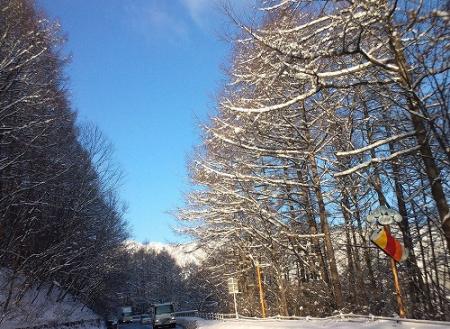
[155,305,174,315]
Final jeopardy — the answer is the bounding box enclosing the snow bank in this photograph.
[177,317,198,329]
[194,318,450,329]
[0,268,102,329]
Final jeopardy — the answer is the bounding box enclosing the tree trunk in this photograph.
[295,164,330,285]
[341,194,357,304]
[389,29,450,251]
[308,158,343,308]
[300,105,343,308]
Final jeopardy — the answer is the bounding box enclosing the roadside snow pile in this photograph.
[177,317,198,329]
[0,268,102,329]
[195,318,450,329]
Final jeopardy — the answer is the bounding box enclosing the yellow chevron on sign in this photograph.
[371,229,388,248]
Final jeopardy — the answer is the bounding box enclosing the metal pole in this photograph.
[233,290,238,319]
[385,225,406,318]
[256,264,266,318]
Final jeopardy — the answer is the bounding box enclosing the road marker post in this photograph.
[227,277,239,319]
[367,206,407,318]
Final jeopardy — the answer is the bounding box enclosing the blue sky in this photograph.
[36,0,253,243]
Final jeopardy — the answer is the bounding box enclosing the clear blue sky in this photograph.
[36,0,253,243]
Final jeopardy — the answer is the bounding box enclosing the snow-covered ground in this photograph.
[0,268,103,329]
[194,318,450,329]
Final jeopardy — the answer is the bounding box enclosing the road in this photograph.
[118,324,183,329]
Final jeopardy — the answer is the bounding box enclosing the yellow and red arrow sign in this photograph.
[370,227,408,262]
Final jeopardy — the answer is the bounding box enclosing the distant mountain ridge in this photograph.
[125,240,205,267]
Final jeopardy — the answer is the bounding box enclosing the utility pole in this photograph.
[256,264,266,318]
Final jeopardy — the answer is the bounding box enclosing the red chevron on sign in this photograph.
[370,227,408,262]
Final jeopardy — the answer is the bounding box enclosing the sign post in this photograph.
[367,206,407,318]
[227,277,239,319]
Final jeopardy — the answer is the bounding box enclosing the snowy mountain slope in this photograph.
[126,240,205,267]
[0,268,102,329]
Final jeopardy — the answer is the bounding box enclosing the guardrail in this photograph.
[13,311,450,329]
[175,310,199,318]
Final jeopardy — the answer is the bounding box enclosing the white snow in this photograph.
[224,86,318,113]
[194,318,450,329]
[0,268,102,329]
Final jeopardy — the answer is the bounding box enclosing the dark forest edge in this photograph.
[0,0,128,317]
[0,1,217,322]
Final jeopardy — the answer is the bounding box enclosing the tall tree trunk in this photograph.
[389,29,450,251]
[341,193,357,304]
[350,191,377,292]
[284,165,323,287]
[277,273,289,316]
[411,201,434,315]
[342,191,368,308]
[384,123,423,317]
[295,164,330,285]
[300,104,343,308]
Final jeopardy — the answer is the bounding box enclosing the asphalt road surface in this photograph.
[118,324,183,329]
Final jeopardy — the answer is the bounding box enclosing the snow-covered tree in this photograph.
[178,0,449,319]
